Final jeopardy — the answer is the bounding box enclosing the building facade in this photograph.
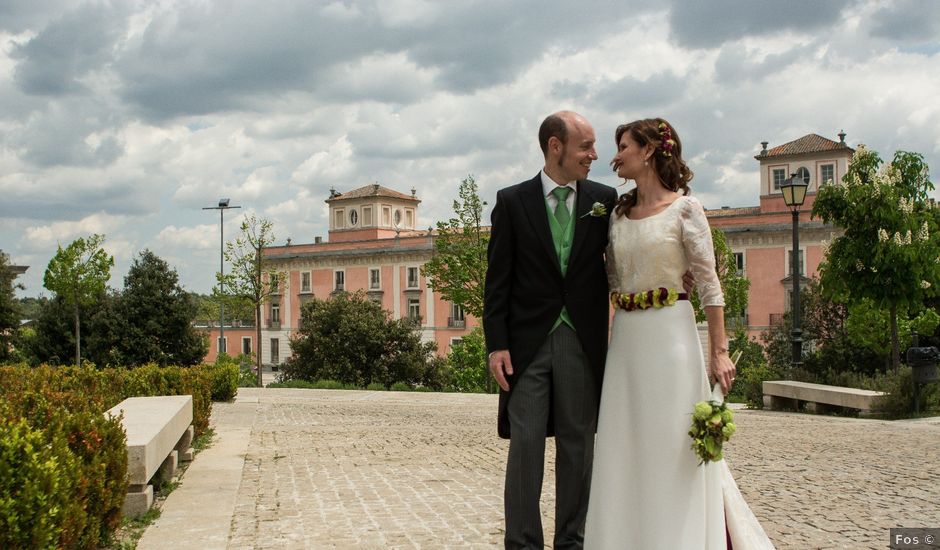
[705,132,854,340]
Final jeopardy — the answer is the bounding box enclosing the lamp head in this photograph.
[219,198,230,208]
[780,174,808,210]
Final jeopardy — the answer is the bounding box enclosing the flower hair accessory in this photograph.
[658,122,676,157]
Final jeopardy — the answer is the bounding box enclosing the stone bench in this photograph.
[763,380,886,415]
[106,395,195,518]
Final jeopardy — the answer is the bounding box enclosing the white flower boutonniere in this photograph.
[581,202,608,219]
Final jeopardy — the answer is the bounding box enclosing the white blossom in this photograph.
[918,221,929,241]
[856,259,865,271]
[921,281,932,289]
[904,230,912,245]
[878,228,889,242]
[894,232,904,246]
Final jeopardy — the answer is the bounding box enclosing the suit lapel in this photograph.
[519,175,562,276]
[568,180,598,268]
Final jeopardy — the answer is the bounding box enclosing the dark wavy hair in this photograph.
[613,118,694,217]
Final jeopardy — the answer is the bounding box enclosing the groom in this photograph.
[483,111,617,549]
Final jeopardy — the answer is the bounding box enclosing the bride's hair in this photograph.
[613,118,694,217]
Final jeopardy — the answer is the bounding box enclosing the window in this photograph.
[334,270,345,291]
[269,302,280,326]
[394,209,403,226]
[795,167,810,185]
[334,209,345,229]
[370,268,381,290]
[269,273,280,294]
[301,272,311,293]
[217,337,227,354]
[382,205,391,226]
[820,164,835,186]
[788,249,805,276]
[349,209,358,226]
[408,298,421,323]
[407,267,419,289]
[270,338,279,364]
[449,303,466,328]
[733,252,745,276]
[772,168,787,190]
[363,206,373,226]
[405,210,414,228]
[242,337,252,355]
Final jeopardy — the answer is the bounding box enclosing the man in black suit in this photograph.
[484,111,618,549]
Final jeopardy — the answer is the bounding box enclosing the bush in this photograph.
[207,354,240,401]
[446,327,490,393]
[390,381,411,392]
[873,366,940,419]
[0,414,73,549]
[366,382,386,391]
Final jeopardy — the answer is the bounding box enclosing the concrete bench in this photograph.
[106,395,195,518]
[763,380,886,415]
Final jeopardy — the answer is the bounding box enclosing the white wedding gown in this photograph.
[583,196,774,549]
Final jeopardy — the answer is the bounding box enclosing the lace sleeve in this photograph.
[680,197,725,307]
[605,215,620,293]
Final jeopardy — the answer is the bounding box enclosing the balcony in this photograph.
[447,317,466,329]
[769,313,785,326]
[266,319,281,329]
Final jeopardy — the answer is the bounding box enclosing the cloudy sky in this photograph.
[2,0,939,297]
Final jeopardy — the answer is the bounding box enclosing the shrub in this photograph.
[366,382,386,391]
[873,366,940,419]
[0,414,73,549]
[267,379,318,389]
[390,381,411,392]
[207,354,240,401]
[445,327,490,393]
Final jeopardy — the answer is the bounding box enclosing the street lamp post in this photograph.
[203,199,241,357]
[780,174,809,369]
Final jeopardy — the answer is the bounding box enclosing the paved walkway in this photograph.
[138,388,940,549]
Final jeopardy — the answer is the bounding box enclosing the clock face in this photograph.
[796,167,810,184]
[349,209,358,226]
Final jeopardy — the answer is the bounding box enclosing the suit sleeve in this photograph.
[483,189,513,353]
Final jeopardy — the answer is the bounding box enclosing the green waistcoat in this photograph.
[545,200,576,332]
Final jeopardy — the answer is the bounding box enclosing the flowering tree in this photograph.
[813,146,940,370]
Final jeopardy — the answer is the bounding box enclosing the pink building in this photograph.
[706,132,854,340]
[249,184,476,367]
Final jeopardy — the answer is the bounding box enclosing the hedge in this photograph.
[0,363,225,548]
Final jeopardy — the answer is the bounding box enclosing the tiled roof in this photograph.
[705,206,761,218]
[759,134,852,158]
[327,184,418,202]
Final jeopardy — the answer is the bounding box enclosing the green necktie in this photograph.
[552,186,572,227]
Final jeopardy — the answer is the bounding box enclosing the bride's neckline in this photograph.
[626,195,684,221]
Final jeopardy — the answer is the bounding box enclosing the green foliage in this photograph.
[0,414,71,549]
[207,353,241,401]
[390,381,412,392]
[813,147,939,368]
[108,250,208,367]
[221,213,284,384]
[691,227,750,324]
[191,292,254,325]
[872,367,939,418]
[282,291,439,389]
[43,234,114,366]
[421,175,488,319]
[446,327,491,393]
[366,382,386,391]
[0,252,22,362]
[726,329,772,407]
[845,301,940,359]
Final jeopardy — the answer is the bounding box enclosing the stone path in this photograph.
[138,388,940,549]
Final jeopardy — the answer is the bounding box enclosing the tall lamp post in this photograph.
[203,198,241,357]
[780,174,808,368]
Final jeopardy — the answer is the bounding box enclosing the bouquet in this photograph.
[688,350,742,465]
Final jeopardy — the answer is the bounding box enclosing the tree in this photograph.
[813,147,940,370]
[282,291,438,388]
[221,214,284,385]
[42,234,114,366]
[422,175,488,319]
[107,250,207,366]
[0,251,23,362]
[446,326,491,393]
[690,227,750,324]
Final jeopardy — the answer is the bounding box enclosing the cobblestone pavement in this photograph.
[170,388,940,549]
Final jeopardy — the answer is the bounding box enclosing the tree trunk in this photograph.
[890,303,900,372]
[255,303,262,387]
[74,304,81,366]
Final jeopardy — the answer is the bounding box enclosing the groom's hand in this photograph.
[488,350,513,391]
[682,270,695,294]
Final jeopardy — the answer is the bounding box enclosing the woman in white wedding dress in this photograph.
[583,118,774,549]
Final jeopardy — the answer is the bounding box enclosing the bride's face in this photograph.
[612,132,651,180]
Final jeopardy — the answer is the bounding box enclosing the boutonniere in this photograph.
[581,202,608,218]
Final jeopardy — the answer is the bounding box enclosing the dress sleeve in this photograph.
[680,196,725,307]
[605,215,621,294]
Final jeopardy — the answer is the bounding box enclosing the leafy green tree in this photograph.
[42,234,114,366]
[24,296,94,365]
[446,326,492,393]
[282,291,438,388]
[844,301,940,368]
[422,175,488,319]
[813,147,940,370]
[221,214,285,385]
[0,251,22,362]
[691,227,750,324]
[191,292,254,325]
[100,250,207,366]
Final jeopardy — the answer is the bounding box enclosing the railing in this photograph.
[769,313,785,326]
[405,316,422,328]
[266,320,281,329]
[448,317,466,328]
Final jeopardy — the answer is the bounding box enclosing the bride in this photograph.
[583,118,774,549]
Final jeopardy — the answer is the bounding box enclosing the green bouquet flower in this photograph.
[688,350,741,465]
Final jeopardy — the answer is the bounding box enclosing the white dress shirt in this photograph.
[541,170,577,214]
